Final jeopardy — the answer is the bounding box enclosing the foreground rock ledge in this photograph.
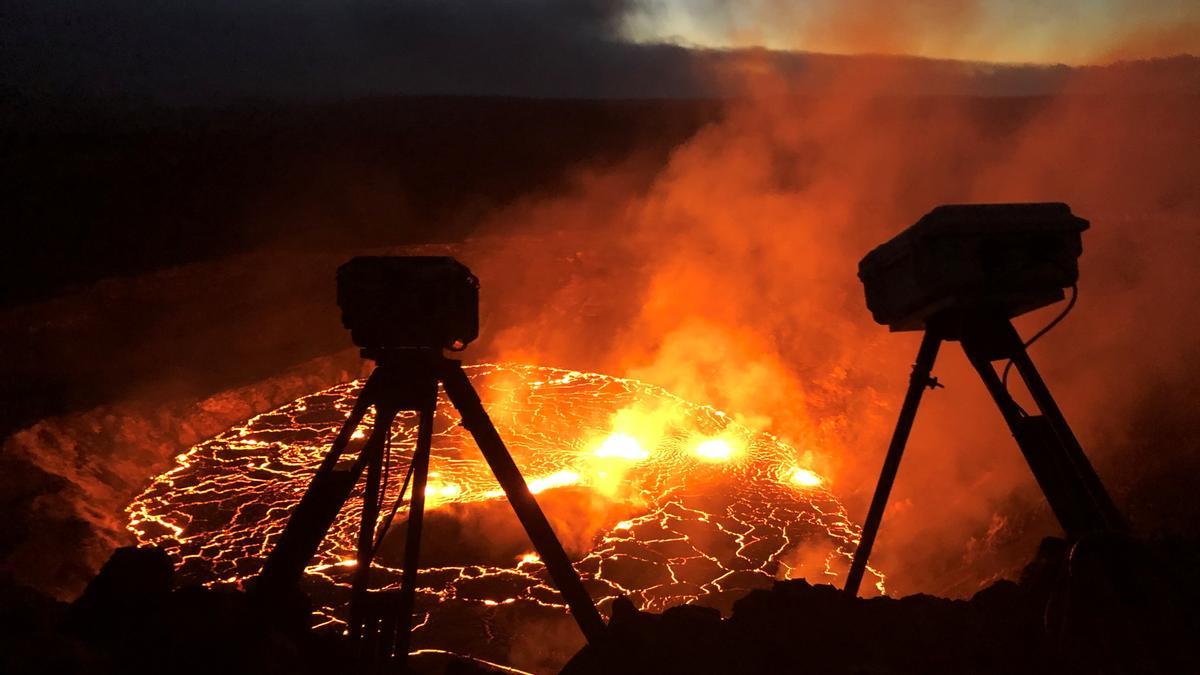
[564,536,1199,675]
[4,536,1198,674]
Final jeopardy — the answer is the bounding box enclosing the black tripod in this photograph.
[255,349,607,667]
[843,310,1126,597]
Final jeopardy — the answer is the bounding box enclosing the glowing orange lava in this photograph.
[125,363,882,672]
[789,467,824,488]
[593,432,649,461]
[692,438,738,462]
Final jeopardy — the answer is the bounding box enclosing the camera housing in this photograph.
[859,203,1088,332]
[336,256,479,353]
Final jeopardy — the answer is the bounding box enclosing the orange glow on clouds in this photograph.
[621,0,1200,65]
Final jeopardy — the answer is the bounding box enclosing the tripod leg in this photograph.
[394,403,434,664]
[1003,326,1125,533]
[257,380,375,593]
[441,363,608,645]
[845,331,942,597]
[961,339,1094,537]
[349,405,399,641]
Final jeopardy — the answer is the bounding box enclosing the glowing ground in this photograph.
[126,364,882,671]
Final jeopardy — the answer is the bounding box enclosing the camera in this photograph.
[336,256,479,352]
[858,203,1088,331]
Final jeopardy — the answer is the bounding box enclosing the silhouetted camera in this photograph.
[859,203,1088,331]
[337,256,479,352]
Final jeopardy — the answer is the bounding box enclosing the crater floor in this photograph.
[127,363,879,672]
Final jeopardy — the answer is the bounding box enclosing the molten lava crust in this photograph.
[127,363,879,668]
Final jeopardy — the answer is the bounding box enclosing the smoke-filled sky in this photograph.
[625,0,1200,63]
[5,0,1198,102]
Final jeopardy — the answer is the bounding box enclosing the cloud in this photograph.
[6,0,1196,103]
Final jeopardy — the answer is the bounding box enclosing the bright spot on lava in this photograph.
[789,467,824,488]
[692,438,737,462]
[526,470,580,494]
[593,432,649,461]
[425,482,463,501]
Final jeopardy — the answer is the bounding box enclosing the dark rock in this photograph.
[66,545,174,639]
[9,537,1200,674]
[1018,536,1069,605]
[4,545,352,675]
[660,603,721,632]
[0,572,92,675]
[563,537,1200,675]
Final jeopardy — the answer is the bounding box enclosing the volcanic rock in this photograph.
[562,535,1200,675]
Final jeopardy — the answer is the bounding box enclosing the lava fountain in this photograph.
[126,363,882,670]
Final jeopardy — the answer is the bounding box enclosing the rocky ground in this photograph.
[562,535,1200,675]
[4,535,1196,674]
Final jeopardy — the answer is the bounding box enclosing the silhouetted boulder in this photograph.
[565,535,1200,674]
[1,545,348,675]
[0,573,88,675]
[566,578,1053,675]
[66,546,173,640]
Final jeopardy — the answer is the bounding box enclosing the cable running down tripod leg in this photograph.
[393,403,434,661]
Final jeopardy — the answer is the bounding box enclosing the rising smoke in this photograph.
[463,2,1200,596]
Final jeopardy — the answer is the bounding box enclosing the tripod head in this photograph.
[337,256,479,357]
[845,202,1124,599]
[858,203,1088,333]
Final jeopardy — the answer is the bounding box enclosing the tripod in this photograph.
[843,309,1126,597]
[255,349,607,667]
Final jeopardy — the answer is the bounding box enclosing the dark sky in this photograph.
[3,0,713,102]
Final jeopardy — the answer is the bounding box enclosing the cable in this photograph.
[380,431,391,510]
[1002,284,1078,392]
[372,438,416,556]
